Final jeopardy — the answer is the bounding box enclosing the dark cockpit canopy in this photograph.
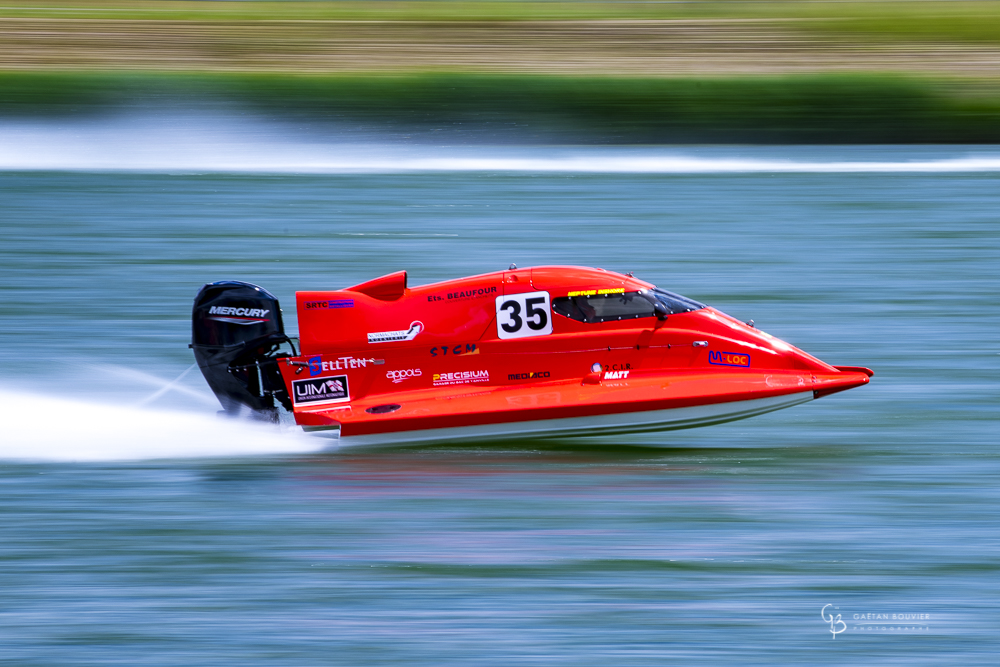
[552,288,705,324]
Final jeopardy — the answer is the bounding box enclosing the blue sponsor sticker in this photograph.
[305,299,355,310]
[308,356,322,376]
[708,350,751,368]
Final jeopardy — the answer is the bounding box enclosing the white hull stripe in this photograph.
[304,391,814,448]
[207,316,268,325]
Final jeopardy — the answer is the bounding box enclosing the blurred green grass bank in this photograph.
[4,72,1000,144]
[2,0,1000,143]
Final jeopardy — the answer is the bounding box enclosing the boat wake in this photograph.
[0,388,324,462]
[1,112,999,173]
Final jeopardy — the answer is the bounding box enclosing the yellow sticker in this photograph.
[567,288,626,297]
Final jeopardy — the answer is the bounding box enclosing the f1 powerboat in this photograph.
[191,266,871,446]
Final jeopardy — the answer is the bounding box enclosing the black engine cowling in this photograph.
[191,281,293,417]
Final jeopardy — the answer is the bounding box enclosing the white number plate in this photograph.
[495,291,553,340]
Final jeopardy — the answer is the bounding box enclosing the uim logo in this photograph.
[291,376,349,406]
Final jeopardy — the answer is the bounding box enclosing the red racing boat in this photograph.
[191,266,871,446]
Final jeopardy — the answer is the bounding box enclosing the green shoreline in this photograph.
[3,71,1000,143]
[3,1,1000,44]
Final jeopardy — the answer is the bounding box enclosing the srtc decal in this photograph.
[432,370,489,387]
[305,299,354,310]
[708,350,751,368]
[309,355,378,376]
[430,343,478,357]
[368,321,424,344]
[508,371,551,381]
[496,291,552,340]
[292,376,350,406]
[427,286,497,303]
[386,368,422,384]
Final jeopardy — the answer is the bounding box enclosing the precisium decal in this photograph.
[367,321,424,344]
[432,370,489,387]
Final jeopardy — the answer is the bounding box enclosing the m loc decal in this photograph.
[708,350,751,368]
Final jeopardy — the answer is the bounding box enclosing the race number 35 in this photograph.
[495,291,553,340]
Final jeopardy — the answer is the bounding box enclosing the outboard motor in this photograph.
[191,281,293,418]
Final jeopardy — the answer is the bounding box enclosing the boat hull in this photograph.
[191,266,872,446]
[306,390,815,448]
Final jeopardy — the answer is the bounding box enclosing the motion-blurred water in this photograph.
[0,132,998,663]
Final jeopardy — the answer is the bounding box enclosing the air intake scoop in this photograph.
[346,271,408,300]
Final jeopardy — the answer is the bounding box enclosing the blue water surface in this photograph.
[0,148,998,664]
